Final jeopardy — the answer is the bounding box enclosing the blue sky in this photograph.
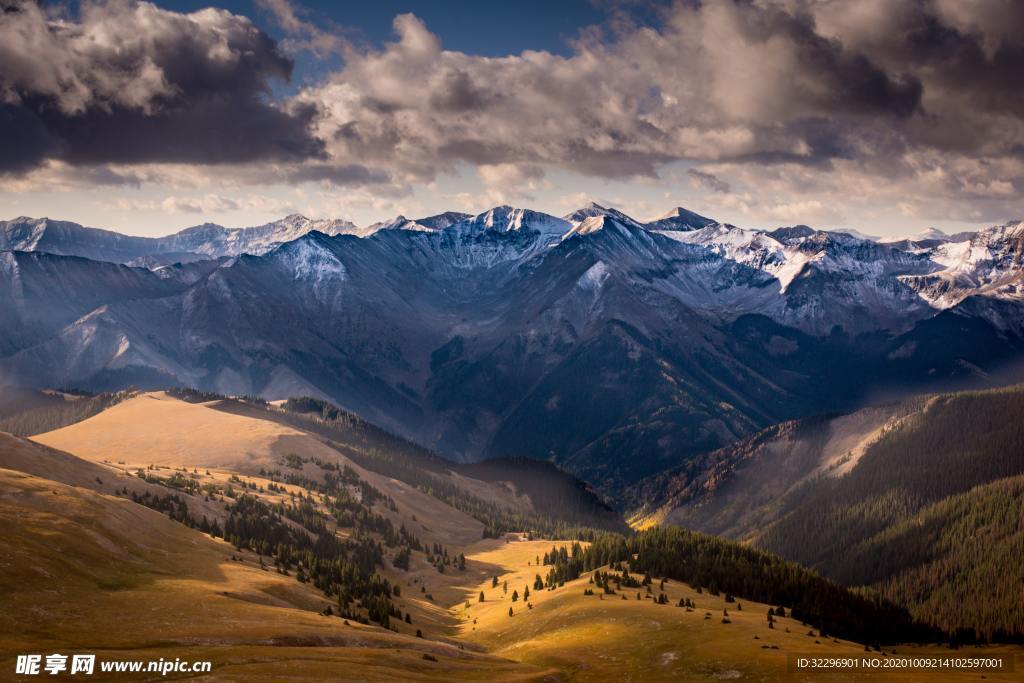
[5,0,1024,237]
[63,0,620,56]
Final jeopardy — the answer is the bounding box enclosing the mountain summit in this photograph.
[645,206,717,231]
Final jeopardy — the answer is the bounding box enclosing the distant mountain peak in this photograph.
[766,225,817,243]
[461,206,570,235]
[365,212,472,234]
[564,213,637,238]
[414,211,472,231]
[833,228,880,242]
[563,203,644,231]
[881,226,952,245]
[914,227,948,241]
[646,206,716,232]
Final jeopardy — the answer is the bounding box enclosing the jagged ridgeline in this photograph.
[171,390,630,537]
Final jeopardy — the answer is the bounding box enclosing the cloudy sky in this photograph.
[2,0,1023,237]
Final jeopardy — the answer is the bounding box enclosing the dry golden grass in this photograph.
[0,468,558,682]
[31,391,487,548]
[452,538,1023,682]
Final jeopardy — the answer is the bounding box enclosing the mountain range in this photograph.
[0,214,360,267]
[2,203,1023,492]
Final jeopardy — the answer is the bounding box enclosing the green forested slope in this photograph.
[845,476,1024,641]
[633,385,1024,641]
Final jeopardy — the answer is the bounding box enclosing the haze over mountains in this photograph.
[2,203,1023,491]
[0,214,361,267]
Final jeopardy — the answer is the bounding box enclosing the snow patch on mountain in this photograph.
[563,214,637,239]
[276,237,347,285]
[459,206,570,236]
[657,224,809,291]
[0,217,48,251]
[366,212,472,234]
[577,260,611,290]
[564,203,645,230]
[165,214,359,257]
[0,251,25,308]
[901,221,1024,309]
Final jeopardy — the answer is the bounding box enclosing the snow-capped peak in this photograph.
[459,206,570,235]
[563,202,645,230]
[365,212,473,234]
[365,215,411,233]
[645,206,716,232]
[563,214,638,238]
[159,214,360,257]
[414,211,473,231]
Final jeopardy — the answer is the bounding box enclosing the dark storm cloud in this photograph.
[687,168,730,194]
[3,0,1024,217]
[719,1,923,118]
[0,0,324,174]
[287,163,391,185]
[826,0,1024,115]
[0,102,60,173]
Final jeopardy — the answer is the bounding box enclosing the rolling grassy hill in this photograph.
[456,538,1020,682]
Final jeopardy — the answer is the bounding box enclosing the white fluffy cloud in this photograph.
[285,0,1023,220]
[296,3,926,182]
[3,0,1024,229]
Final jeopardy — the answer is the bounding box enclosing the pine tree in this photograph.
[479,591,485,603]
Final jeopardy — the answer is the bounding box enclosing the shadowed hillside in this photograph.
[225,394,629,536]
[627,385,1024,641]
